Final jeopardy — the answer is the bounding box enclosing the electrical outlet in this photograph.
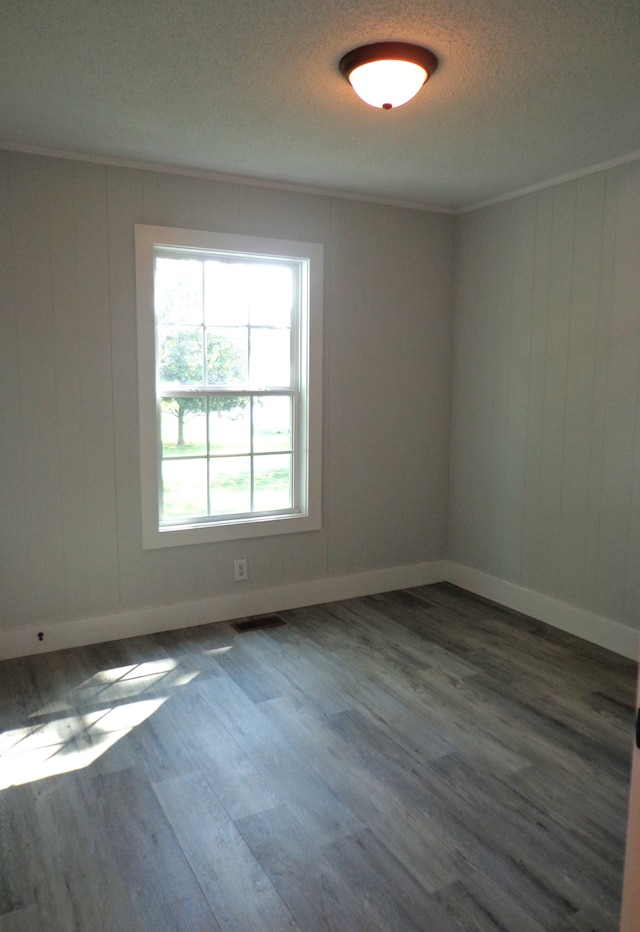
[234,558,248,582]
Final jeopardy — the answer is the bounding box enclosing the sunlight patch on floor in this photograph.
[0,698,166,789]
[1,651,234,789]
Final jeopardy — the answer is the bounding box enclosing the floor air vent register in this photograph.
[231,614,286,633]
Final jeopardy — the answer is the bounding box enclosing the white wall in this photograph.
[0,151,454,652]
[4,147,638,660]
[448,160,640,638]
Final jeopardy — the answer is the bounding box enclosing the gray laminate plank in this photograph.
[194,674,363,845]
[0,650,79,731]
[325,705,447,810]
[550,900,620,931]
[320,827,453,932]
[207,633,285,703]
[449,837,579,929]
[0,784,39,917]
[0,904,42,932]
[418,584,636,686]
[462,670,634,779]
[513,758,630,844]
[32,771,145,932]
[287,601,540,775]
[283,630,523,772]
[0,775,144,932]
[328,593,483,682]
[390,586,606,688]
[158,683,280,820]
[431,877,548,932]
[228,628,353,716]
[428,751,624,910]
[153,771,299,931]
[89,768,220,932]
[236,804,390,932]
[259,694,458,892]
[113,702,196,785]
[262,624,461,764]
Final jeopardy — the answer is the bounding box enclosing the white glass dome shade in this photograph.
[339,42,439,110]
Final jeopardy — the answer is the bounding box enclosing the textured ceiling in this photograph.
[1,0,639,210]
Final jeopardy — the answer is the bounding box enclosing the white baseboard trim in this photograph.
[0,560,447,661]
[443,561,639,661]
[3,558,637,662]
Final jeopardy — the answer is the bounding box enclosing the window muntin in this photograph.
[136,225,322,548]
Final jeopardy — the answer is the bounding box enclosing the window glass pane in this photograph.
[248,264,294,328]
[253,396,292,453]
[254,454,292,511]
[155,257,203,326]
[161,399,206,456]
[210,457,251,515]
[139,224,322,547]
[161,459,207,521]
[206,328,248,386]
[249,329,291,387]
[204,261,249,326]
[208,399,250,455]
[158,327,203,386]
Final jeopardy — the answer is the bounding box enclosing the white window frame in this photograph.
[135,224,323,549]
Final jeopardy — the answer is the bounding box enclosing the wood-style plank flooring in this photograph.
[0,584,636,931]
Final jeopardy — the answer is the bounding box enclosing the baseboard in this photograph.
[0,560,447,661]
[3,558,637,662]
[443,561,639,661]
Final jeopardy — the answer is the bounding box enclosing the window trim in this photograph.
[135,224,323,549]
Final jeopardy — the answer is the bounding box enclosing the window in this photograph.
[135,225,323,548]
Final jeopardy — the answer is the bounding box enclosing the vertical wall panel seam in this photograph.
[593,169,621,617]
[73,169,92,611]
[49,168,69,617]
[558,177,601,606]
[46,166,69,621]
[498,204,518,579]
[586,168,617,616]
[104,166,124,608]
[581,175,607,608]
[554,182,578,594]
[5,155,31,624]
[519,195,539,585]
[621,171,640,626]
[623,345,640,626]
[538,187,559,593]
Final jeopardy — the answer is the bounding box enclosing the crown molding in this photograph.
[0,142,455,215]
[458,149,640,215]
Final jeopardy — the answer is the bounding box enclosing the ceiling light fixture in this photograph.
[339,42,439,110]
